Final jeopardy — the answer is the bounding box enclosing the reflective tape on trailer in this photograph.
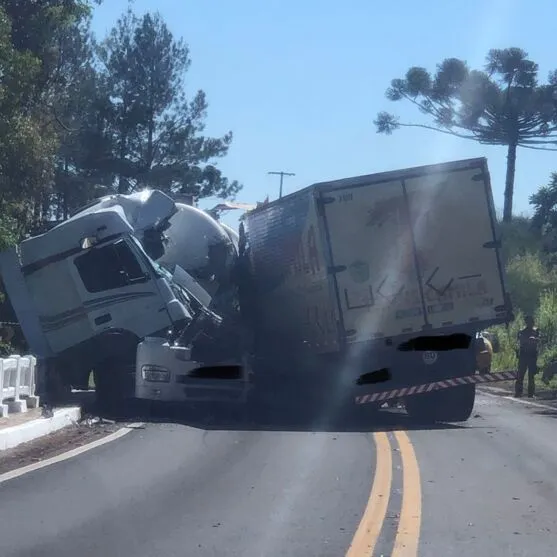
[354,371,517,405]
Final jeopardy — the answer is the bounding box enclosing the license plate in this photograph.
[423,351,438,365]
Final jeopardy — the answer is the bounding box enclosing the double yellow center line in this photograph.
[346,431,422,557]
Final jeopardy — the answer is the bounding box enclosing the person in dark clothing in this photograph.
[515,315,540,398]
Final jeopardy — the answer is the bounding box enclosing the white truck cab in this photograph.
[0,191,194,403]
[0,189,250,407]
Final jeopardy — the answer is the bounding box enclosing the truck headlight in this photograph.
[141,365,171,382]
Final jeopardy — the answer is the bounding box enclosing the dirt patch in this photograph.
[487,377,557,400]
[0,419,124,476]
[486,380,514,392]
[482,384,557,408]
[0,408,43,430]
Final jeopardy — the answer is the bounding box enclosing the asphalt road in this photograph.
[1,391,557,556]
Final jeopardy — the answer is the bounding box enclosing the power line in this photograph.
[268,171,296,199]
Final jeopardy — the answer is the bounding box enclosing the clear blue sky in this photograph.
[92,0,557,227]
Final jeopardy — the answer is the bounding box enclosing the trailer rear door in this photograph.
[316,158,508,345]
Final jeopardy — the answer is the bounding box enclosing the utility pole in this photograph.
[268,171,295,199]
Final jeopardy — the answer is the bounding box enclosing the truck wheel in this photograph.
[436,384,476,422]
[405,384,476,423]
[45,369,72,405]
[353,401,381,423]
[404,393,437,423]
[94,360,135,413]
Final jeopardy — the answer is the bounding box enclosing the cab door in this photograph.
[70,238,171,340]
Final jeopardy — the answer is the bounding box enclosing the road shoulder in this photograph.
[0,406,81,451]
[479,385,557,409]
[0,409,138,477]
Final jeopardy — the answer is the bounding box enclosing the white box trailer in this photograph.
[242,157,514,421]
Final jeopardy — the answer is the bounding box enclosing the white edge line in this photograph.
[0,422,144,485]
[481,390,557,410]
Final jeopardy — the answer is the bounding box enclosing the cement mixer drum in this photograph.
[157,203,238,296]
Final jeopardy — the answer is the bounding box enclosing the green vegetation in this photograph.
[491,214,557,394]
[0,1,240,353]
[0,1,239,239]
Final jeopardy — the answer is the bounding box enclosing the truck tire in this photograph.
[436,384,476,422]
[404,392,437,423]
[353,401,381,423]
[45,366,72,405]
[405,384,476,423]
[94,359,135,413]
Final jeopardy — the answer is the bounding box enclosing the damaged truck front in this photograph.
[0,190,246,407]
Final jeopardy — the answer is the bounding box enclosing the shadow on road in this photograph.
[531,408,557,418]
[148,405,469,434]
[65,390,483,434]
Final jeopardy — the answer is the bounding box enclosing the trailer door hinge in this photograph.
[316,195,336,216]
[328,265,347,274]
[483,240,501,249]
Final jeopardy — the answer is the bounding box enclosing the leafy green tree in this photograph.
[50,17,103,219]
[375,48,557,222]
[0,5,55,224]
[0,0,99,104]
[91,9,240,199]
[528,172,557,267]
[530,172,557,233]
[0,1,103,333]
[0,1,102,225]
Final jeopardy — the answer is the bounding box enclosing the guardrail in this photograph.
[0,355,39,417]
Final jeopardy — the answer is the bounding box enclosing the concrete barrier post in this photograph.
[0,359,7,417]
[7,356,27,414]
[26,356,39,408]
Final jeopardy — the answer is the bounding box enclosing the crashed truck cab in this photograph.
[0,188,250,405]
[134,202,251,405]
[135,333,251,404]
[0,191,196,398]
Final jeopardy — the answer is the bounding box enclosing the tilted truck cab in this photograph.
[0,189,251,407]
[0,192,193,403]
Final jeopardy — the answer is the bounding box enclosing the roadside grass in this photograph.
[489,290,557,399]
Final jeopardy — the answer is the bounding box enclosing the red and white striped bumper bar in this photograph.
[354,371,517,405]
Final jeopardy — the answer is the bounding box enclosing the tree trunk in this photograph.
[118,103,129,194]
[503,142,517,223]
[63,158,69,220]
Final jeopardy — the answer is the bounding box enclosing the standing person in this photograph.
[476,332,493,374]
[515,315,540,398]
